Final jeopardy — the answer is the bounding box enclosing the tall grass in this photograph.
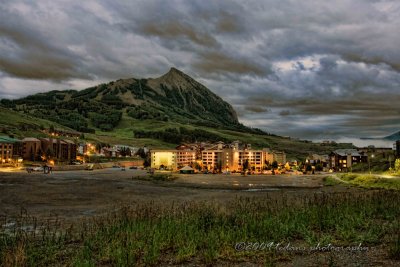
[340,174,400,190]
[1,191,399,266]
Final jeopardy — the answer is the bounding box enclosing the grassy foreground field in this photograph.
[1,190,399,266]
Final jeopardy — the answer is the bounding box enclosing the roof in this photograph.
[0,136,21,143]
[333,149,362,157]
[22,137,41,142]
[180,165,194,171]
[40,138,68,144]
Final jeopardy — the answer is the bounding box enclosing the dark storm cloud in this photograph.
[215,11,245,34]
[193,51,269,76]
[0,0,399,140]
[137,21,218,48]
[0,7,86,80]
[279,110,291,116]
[244,106,270,113]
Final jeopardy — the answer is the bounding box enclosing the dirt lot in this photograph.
[1,168,397,266]
[0,168,358,222]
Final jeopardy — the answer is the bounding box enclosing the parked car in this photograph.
[26,166,44,173]
[32,166,44,172]
[129,166,138,169]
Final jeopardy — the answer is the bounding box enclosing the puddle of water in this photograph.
[244,188,281,192]
[82,209,96,216]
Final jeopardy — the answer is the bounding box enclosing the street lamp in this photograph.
[369,154,375,174]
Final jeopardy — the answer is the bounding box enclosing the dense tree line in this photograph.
[90,110,122,131]
[100,95,126,109]
[127,105,169,121]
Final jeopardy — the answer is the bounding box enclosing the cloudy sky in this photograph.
[1,0,399,140]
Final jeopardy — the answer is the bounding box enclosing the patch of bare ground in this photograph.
[0,169,398,266]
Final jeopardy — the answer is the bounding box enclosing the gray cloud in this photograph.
[0,0,399,141]
[244,106,270,114]
[193,51,269,76]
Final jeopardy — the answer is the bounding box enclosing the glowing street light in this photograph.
[368,154,375,174]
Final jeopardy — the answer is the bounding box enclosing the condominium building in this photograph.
[0,136,21,163]
[202,141,266,172]
[329,149,367,171]
[40,138,77,162]
[151,149,196,170]
[151,141,286,172]
[22,137,41,161]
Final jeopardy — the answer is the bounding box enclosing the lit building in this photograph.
[201,141,273,173]
[272,151,287,165]
[238,149,264,172]
[22,137,41,161]
[329,149,367,172]
[0,136,21,163]
[39,138,77,162]
[263,148,287,165]
[305,154,329,168]
[151,141,286,173]
[151,149,196,170]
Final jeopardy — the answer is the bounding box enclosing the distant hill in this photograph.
[0,107,75,137]
[384,131,400,141]
[0,68,242,133]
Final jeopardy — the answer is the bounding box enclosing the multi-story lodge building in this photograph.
[20,137,77,162]
[151,141,286,172]
[22,137,42,161]
[329,149,367,172]
[263,148,287,165]
[0,136,21,163]
[151,149,197,170]
[201,141,265,172]
[39,138,77,162]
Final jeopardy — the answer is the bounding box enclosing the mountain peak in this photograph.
[168,67,183,74]
[162,67,188,80]
[149,67,196,90]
